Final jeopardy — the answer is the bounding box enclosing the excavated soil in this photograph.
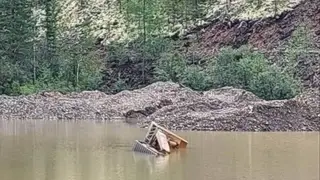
[183,0,320,88]
[185,0,320,55]
[0,82,319,131]
[99,0,319,93]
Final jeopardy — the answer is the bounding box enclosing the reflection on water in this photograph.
[0,120,319,180]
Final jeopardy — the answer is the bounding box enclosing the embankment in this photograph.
[0,82,318,131]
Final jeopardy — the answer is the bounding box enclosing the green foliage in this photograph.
[209,46,301,100]
[0,0,36,95]
[271,0,289,16]
[102,37,174,92]
[0,0,307,99]
[210,46,268,88]
[181,65,211,91]
[144,37,174,60]
[154,52,187,82]
[10,81,21,96]
[236,56,269,88]
[0,0,104,95]
[107,37,173,65]
[249,66,300,100]
[152,45,301,99]
[45,0,59,76]
[113,75,130,93]
[282,24,314,77]
[19,83,39,95]
[154,51,212,91]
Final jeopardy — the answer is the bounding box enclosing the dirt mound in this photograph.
[185,0,320,54]
[0,94,110,121]
[0,82,318,131]
[139,87,319,131]
[183,0,320,88]
[136,83,319,131]
[203,86,261,103]
[0,82,198,121]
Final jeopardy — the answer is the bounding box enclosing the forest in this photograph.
[0,0,319,100]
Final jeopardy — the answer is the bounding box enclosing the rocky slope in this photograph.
[100,0,319,92]
[182,0,320,88]
[0,82,319,131]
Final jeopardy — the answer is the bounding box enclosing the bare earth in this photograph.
[0,82,319,131]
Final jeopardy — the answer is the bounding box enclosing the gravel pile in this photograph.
[0,82,318,131]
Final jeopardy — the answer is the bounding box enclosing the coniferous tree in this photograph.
[0,0,35,94]
[45,0,58,77]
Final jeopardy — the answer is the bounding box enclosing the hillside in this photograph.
[1,0,318,98]
[56,0,303,45]
[1,0,319,131]
[181,0,320,88]
[99,0,319,95]
[184,0,319,53]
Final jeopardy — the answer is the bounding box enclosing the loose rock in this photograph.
[0,82,319,131]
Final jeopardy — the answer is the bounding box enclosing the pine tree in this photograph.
[0,0,36,94]
[45,0,58,77]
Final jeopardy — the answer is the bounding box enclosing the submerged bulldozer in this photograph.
[132,121,188,156]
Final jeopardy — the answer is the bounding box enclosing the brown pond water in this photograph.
[0,120,319,180]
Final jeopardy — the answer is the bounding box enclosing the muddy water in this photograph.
[0,120,319,180]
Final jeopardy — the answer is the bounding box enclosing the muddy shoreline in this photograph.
[0,82,319,131]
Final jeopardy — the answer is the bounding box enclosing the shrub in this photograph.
[152,46,300,100]
[19,83,38,95]
[154,51,212,91]
[154,52,187,82]
[249,66,301,100]
[236,55,269,88]
[210,46,268,89]
[209,46,301,100]
[181,65,212,91]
